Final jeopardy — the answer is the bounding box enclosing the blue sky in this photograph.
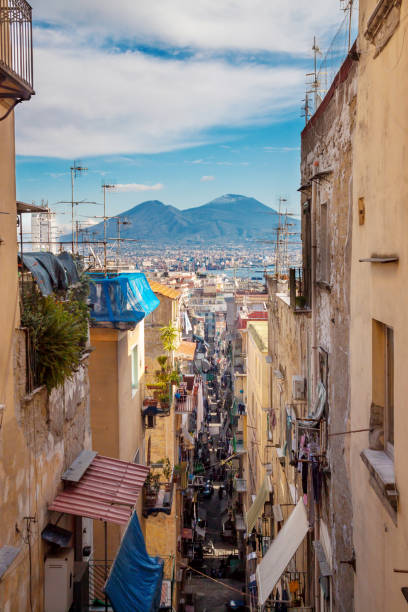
[15,1,355,231]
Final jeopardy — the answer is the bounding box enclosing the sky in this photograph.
[15,1,353,232]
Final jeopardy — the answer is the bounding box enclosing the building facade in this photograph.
[350,1,408,609]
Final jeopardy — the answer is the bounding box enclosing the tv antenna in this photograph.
[340,0,354,50]
[102,183,116,273]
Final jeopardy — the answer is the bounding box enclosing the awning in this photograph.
[17,200,48,213]
[0,546,21,579]
[49,454,149,525]
[105,511,163,612]
[182,427,195,449]
[246,475,271,534]
[175,340,196,361]
[256,499,309,605]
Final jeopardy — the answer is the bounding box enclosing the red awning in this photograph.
[49,455,149,525]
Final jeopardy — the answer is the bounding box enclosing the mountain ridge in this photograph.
[71,194,300,244]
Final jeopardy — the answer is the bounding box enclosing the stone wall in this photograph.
[300,53,357,612]
[0,329,91,612]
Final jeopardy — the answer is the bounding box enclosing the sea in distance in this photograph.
[204,265,275,279]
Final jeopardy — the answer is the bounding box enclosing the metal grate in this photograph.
[88,560,112,610]
[0,0,34,97]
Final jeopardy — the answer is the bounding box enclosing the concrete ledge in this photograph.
[361,448,398,523]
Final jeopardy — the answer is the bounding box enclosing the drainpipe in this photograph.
[311,164,320,612]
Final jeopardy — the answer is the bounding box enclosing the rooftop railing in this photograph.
[0,0,34,99]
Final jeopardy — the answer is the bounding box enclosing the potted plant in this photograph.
[162,457,172,482]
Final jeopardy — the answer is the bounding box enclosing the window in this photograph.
[319,201,330,283]
[133,448,140,464]
[372,321,394,457]
[131,345,139,394]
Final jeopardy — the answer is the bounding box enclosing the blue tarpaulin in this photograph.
[105,511,164,612]
[89,272,160,324]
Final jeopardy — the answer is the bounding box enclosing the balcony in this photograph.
[234,437,246,454]
[234,478,247,493]
[175,384,197,414]
[289,267,309,311]
[0,0,34,102]
[143,469,175,517]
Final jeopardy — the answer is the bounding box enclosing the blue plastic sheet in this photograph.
[89,272,160,324]
[105,511,164,612]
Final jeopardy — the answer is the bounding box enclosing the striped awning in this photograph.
[49,454,149,525]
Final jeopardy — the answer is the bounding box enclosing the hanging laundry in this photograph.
[301,457,308,495]
[312,457,321,503]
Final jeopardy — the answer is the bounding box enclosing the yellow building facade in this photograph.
[351,1,408,609]
[88,322,146,561]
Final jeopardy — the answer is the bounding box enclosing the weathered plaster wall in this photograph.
[0,330,91,612]
[246,322,269,499]
[267,283,311,595]
[300,54,357,612]
[144,404,178,582]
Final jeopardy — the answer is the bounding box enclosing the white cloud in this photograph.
[15,1,349,158]
[201,175,215,182]
[15,41,304,157]
[114,183,164,192]
[31,1,344,56]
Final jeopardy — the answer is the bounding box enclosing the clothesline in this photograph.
[177,560,293,605]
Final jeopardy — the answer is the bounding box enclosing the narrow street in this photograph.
[184,339,248,612]
[185,483,243,611]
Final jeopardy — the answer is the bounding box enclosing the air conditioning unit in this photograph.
[44,548,74,612]
[292,375,306,400]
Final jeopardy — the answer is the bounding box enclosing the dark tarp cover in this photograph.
[20,253,54,295]
[57,252,80,284]
[19,252,79,296]
[105,511,163,612]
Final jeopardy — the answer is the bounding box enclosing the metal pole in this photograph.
[103,185,107,275]
[104,521,108,612]
[71,166,74,253]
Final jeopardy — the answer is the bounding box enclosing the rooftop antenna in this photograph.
[275,197,287,280]
[70,162,87,252]
[115,217,131,266]
[301,92,311,126]
[340,0,354,51]
[102,183,116,274]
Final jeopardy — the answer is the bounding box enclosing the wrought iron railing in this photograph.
[0,0,34,96]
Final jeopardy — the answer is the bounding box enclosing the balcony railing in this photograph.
[0,0,34,100]
[175,392,196,414]
[234,478,247,492]
[289,267,308,310]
